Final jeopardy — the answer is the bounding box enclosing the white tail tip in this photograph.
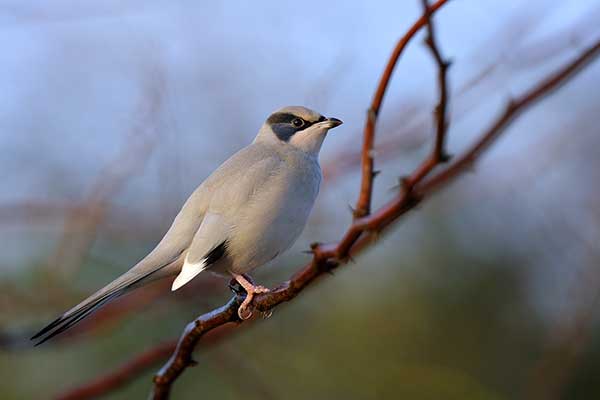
[171,259,206,291]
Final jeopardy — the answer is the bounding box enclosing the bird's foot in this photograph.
[231,273,270,320]
[238,285,270,320]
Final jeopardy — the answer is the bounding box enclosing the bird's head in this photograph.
[255,106,343,155]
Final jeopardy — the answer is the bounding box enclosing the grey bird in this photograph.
[32,106,342,345]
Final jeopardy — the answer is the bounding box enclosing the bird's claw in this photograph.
[238,305,253,320]
[237,285,270,320]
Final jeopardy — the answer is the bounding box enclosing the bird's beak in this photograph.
[322,117,343,129]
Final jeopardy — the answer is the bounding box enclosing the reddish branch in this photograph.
[418,38,600,195]
[354,0,450,218]
[342,39,600,247]
[55,315,242,400]
[55,12,600,400]
[407,0,452,187]
[56,341,176,400]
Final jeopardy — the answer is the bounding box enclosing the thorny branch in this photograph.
[54,6,600,400]
[403,0,452,188]
[418,38,600,195]
[354,0,449,218]
[321,1,600,183]
[54,305,244,400]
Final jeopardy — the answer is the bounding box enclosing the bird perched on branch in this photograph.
[32,106,342,345]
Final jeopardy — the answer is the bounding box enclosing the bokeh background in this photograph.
[2,0,600,399]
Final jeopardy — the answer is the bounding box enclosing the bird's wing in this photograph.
[171,212,232,290]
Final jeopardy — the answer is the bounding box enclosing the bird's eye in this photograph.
[292,118,304,128]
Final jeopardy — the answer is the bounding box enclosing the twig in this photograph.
[403,0,452,188]
[53,313,242,400]
[322,1,586,184]
[55,341,176,400]
[354,0,450,218]
[152,299,241,398]
[418,38,600,195]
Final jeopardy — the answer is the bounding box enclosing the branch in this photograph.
[354,0,450,218]
[55,341,176,400]
[426,0,451,163]
[342,38,600,247]
[322,1,599,184]
[406,0,452,186]
[152,299,240,398]
[418,38,600,195]
[54,313,242,400]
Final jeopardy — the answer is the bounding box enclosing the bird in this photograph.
[31,106,343,345]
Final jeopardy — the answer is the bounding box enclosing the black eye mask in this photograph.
[267,113,326,141]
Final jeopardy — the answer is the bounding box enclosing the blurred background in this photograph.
[1,0,600,399]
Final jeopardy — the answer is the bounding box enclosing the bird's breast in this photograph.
[226,154,321,274]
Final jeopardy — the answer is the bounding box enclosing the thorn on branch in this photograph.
[406,194,424,211]
[398,176,412,193]
[317,259,338,275]
[308,242,334,261]
[305,242,322,257]
[391,175,425,201]
[353,207,367,219]
[347,203,356,215]
[439,152,452,163]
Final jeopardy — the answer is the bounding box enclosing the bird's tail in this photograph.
[30,269,151,346]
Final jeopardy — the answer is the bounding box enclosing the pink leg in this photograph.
[231,273,270,320]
